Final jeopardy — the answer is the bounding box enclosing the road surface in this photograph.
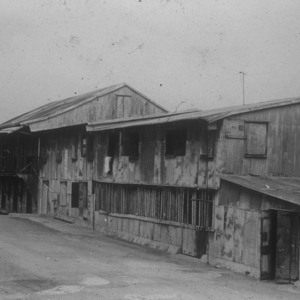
[0,215,299,300]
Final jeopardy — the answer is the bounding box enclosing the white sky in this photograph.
[1,0,300,122]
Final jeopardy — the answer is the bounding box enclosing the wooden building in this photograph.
[0,83,166,215]
[1,85,300,281]
[86,97,300,280]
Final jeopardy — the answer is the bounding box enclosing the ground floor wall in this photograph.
[208,182,300,280]
[39,179,214,258]
[38,178,93,220]
[207,203,261,278]
[94,211,210,257]
[0,175,38,214]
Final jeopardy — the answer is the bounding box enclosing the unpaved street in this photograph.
[0,215,299,300]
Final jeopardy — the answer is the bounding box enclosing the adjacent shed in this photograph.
[211,175,300,282]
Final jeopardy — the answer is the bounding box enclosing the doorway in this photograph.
[261,210,299,283]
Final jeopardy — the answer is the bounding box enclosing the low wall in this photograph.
[94,210,209,257]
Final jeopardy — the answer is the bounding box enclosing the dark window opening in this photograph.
[207,131,216,158]
[105,132,119,175]
[121,131,139,158]
[87,135,94,161]
[71,136,78,161]
[71,182,79,208]
[81,136,87,157]
[107,132,119,157]
[245,122,268,157]
[165,128,187,156]
[1,189,6,210]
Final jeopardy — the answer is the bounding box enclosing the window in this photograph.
[71,136,78,161]
[165,128,187,156]
[245,122,268,157]
[87,135,94,161]
[71,182,79,208]
[105,132,119,174]
[121,131,139,158]
[81,136,87,157]
[107,132,119,157]
[81,135,93,161]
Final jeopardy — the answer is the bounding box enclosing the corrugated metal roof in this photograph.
[0,126,22,134]
[86,109,200,132]
[87,97,300,132]
[0,83,167,129]
[219,174,300,207]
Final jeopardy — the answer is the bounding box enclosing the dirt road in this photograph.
[0,215,299,300]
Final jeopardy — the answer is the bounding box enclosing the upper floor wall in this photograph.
[216,104,300,177]
[38,102,300,189]
[92,120,218,188]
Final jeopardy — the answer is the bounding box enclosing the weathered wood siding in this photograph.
[38,127,93,217]
[37,87,164,216]
[92,120,218,188]
[30,86,165,132]
[209,181,300,277]
[216,104,300,177]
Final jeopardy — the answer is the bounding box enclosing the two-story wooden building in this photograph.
[0,83,167,215]
[86,98,300,282]
[1,86,300,282]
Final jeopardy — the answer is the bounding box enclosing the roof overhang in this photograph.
[0,126,23,134]
[219,174,300,206]
[86,110,205,132]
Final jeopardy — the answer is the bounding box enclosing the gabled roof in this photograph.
[219,174,300,207]
[87,97,300,132]
[0,83,167,130]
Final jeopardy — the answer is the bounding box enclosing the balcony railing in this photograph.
[0,155,38,174]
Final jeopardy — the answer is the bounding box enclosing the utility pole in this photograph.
[239,71,247,105]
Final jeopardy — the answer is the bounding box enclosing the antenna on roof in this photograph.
[239,71,247,105]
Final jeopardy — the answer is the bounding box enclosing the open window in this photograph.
[81,136,87,157]
[245,122,268,157]
[121,130,139,158]
[71,135,78,161]
[105,132,119,174]
[81,135,93,160]
[165,128,187,157]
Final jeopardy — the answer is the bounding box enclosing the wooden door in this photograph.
[59,181,68,215]
[275,211,299,283]
[78,182,87,218]
[260,211,276,280]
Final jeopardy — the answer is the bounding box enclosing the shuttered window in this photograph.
[245,122,268,157]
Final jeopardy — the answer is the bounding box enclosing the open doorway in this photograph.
[261,210,299,283]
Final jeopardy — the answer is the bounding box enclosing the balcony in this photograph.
[0,155,39,175]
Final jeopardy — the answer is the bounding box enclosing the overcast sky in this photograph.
[1,0,300,123]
